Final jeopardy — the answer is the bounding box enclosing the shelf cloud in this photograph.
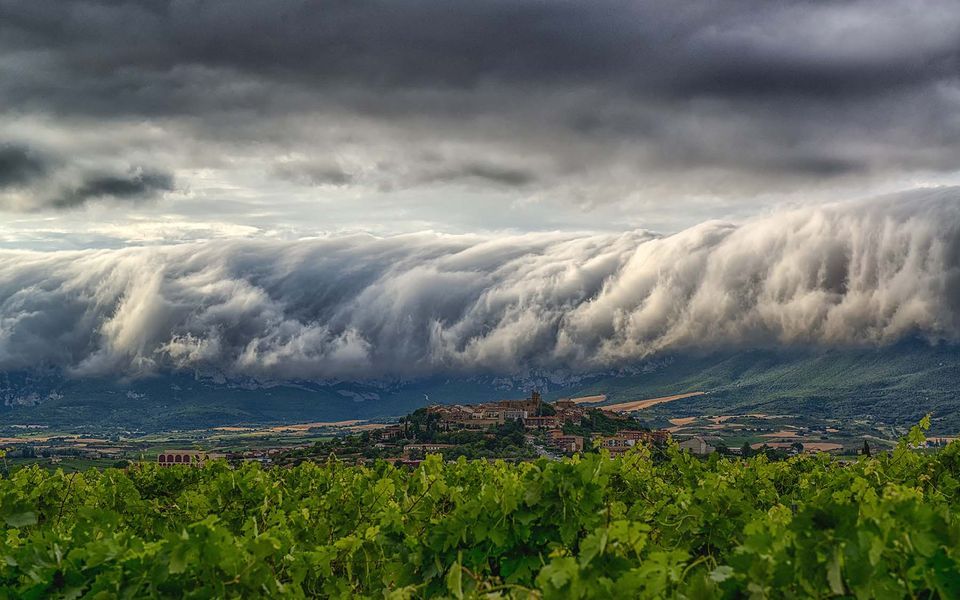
[1,188,958,380]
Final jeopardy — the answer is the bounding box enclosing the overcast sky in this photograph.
[2,0,959,249]
[2,1,960,380]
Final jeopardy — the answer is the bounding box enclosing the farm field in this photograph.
[651,411,900,455]
[0,420,371,473]
[600,391,706,412]
[568,394,607,405]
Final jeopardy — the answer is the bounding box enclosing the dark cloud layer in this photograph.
[3,1,957,103]
[53,169,175,209]
[1,189,958,380]
[1,0,958,215]
[0,140,175,211]
[0,144,48,188]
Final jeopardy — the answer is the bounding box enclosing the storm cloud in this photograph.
[0,0,959,229]
[51,168,175,209]
[0,140,176,211]
[1,189,958,381]
[0,144,48,188]
[3,0,958,106]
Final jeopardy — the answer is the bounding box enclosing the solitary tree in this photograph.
[861,440,871,457]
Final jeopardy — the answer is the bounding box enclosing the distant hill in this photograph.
[2,340,958,432]
[554,341,960,432]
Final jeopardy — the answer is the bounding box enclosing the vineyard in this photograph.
[2,419,959,598]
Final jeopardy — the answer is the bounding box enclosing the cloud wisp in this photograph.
[1,188,958,381]
[0,139,176,212]
[51,168,174,209]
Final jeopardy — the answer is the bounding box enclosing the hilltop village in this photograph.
[275,391,682,467]
[2,391,907,473]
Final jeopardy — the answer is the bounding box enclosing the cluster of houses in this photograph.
[149,391,715,468]
[155,448,285,467]
[598,432,715,455]
[546,429,586,453]
[596,429,674,456]
[373,391,592,452]
[396,427,680,459]
[421,391,589,429]
[374,391,682,458]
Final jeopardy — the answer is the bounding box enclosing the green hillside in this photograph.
[572,343,960,431]
[2,341,959,432]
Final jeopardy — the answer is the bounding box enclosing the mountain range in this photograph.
[2,340,958,433]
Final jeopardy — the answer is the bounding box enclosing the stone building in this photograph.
[677,437,715,456]
[157,450,218,467]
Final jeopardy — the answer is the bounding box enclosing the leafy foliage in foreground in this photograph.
[1,419,959,598]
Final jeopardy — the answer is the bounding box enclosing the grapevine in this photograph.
[1,418,958,598]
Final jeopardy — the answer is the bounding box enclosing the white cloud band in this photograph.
[1,188,958,380]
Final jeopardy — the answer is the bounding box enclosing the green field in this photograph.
[1,419,958,598]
